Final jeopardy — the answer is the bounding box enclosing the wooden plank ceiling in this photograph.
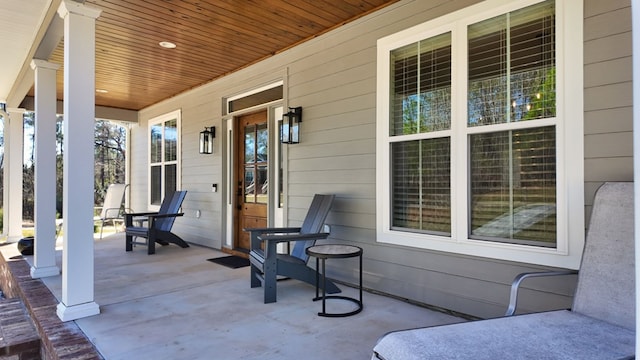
[37,0,399,111]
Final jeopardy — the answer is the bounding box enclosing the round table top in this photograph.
[306,244,363,258]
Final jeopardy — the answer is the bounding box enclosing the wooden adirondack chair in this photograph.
[245,194,341,303]
[125,190,189,255]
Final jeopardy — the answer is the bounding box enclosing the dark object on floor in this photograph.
[17,237,34,255]
[207,256,250,269]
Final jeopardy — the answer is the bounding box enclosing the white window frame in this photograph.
[148,109,182,210]
[376,0,584,269]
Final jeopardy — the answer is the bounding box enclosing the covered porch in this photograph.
[2,0,640,357]
[0,233,465,359]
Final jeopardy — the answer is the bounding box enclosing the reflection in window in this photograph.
[150,124,162,163]
[384,0,559,248]
[470,126,556,246]
[392,138,451,235]
[390,29,452,235]
[391,32,452,136]
[164,119,177,161]
[467,1,555,126]
[466,1,557,247]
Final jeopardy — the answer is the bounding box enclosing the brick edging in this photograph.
[0,252,103,360]
[0,297,40,359]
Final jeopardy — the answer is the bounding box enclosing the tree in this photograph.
[18,115,127,221]
[94,120,127,205]
[23,113,35,220]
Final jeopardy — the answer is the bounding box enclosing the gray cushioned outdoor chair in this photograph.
[372,182,635,359]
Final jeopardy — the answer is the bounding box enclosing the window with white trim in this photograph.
[376,0,584,268]
[148,110,181,209]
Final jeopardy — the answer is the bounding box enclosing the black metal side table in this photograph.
[306,244,363,317]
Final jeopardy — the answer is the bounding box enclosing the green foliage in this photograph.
[22,228,34,237]
[524,67,556,120]
[399,87,451,135]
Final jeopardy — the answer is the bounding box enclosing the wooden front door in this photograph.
[234,110,269,253]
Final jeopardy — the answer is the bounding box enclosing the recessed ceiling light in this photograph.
[159,41,177,49]
[96,89,108,93]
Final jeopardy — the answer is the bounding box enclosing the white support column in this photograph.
[632,0,640,354]
[0,108,6,239]
[4,108,25,243]
[30,59,61,279]
[56,0,101,321]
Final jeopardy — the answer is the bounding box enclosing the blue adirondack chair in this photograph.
[245,194,341,303]
[125,190,189,255]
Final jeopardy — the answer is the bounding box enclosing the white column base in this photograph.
[30,265,60,279]
[57,301,100,322]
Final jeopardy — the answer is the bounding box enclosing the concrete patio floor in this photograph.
[20,234,465,359]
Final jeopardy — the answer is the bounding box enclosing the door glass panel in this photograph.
[244,166,255,203]
[257,123,268,162]
[244,121,269,204]
[257,165,268,204]
[245,125,256,163]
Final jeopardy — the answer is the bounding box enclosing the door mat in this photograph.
[207,256,250,269]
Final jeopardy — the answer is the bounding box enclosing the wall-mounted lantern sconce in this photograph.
[281,106,302,144]
[199,126,215,154]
